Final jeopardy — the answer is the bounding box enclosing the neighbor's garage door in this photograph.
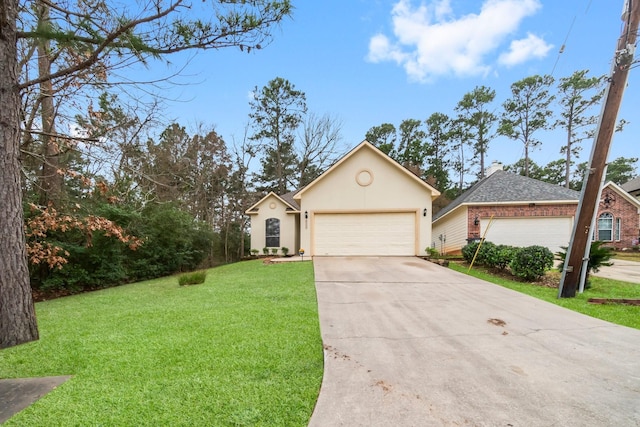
[314,212,416,256]
[481,217,573,254]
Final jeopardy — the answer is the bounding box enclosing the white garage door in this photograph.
[481,217,573,254]
[314,212,416,256]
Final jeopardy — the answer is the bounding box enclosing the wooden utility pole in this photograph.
[559,0,640,298]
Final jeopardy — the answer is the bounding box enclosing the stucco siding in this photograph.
[298,145,434,255]
[248,194,298,254]
[432,207,469,254]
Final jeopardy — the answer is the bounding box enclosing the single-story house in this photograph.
[432,164,640,255]
[246,140,440,256]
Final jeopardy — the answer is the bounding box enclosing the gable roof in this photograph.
[245,191,300,214]
[279,191,300,210]
[621,176,640,193]
[433,170,580,221]
[603,181,640,209]
[293,140,440,201]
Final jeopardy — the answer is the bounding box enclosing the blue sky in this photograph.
[144,0,639,176]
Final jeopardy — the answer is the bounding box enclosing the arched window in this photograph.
[597,213,613,241]
[265,218,280,247]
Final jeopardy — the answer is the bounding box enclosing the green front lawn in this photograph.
[449,262,640,330]
[0,260,323,426]
[614,251,640,262]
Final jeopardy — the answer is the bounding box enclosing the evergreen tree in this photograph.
[250,77,307,194]
[396,119,427,174]
[455,86,497,179]
[365,123,397,155]
[555,70,604,187]
[424,112,452,191]
[606,157,638,185]
[499,75,555,178]
[1,0,292,348]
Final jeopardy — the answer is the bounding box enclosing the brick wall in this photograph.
[596,190,640,249]
[466,199,640,250]
[466,203,577,239]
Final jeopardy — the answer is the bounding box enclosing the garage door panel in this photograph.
[314,212,415,256]
[481,217,572,254]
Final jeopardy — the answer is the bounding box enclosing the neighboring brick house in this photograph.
[596,182,640,249]
[432,166,640,255]
[621,176,640,198]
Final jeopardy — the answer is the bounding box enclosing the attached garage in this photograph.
[313,211,417,256]
[481,216,573,254]
[248,142,440,257]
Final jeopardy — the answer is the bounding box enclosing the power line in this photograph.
[550,0,595,77]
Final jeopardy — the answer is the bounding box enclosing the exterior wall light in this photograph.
[474,215,480,226]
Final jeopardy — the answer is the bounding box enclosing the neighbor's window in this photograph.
[615,217,621,241]
[265,218,280,247]
[597,212,613,241]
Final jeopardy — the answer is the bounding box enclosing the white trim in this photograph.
[245,191,299,214]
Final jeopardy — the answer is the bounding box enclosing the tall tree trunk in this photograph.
[37,1,62,205]
[565,118,573,188]
[0,0,40,348]
[478,127,485,179]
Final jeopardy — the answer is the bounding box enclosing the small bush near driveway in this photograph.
[509,245,554,281]
[462,241,554,281]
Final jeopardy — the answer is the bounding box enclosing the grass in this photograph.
[178,269,207,286]
[613,251,640,262]
[0,260,323,426]
[449,262,640,330]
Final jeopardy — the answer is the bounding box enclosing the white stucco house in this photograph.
[246,140,440,256]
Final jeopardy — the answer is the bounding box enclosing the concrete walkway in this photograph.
[309,257,640,427]
[0,376,71,423]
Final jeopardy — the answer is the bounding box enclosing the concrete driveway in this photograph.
[593,258,640,283]
[309,257,640,427]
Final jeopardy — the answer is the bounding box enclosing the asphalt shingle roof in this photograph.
[433,170,580,221]
[621,176,640,193]
[279,191,300,211]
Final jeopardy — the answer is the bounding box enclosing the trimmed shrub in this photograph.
[510,245,554,281]
[461,241,481,263]
[179,270,207,286]
[492,245,517,270]
[476,241,497,266]
[462,240,507,267]
[281,247,289,256]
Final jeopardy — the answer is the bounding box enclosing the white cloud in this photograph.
[498,33,553,66]
[366,0,550,82]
